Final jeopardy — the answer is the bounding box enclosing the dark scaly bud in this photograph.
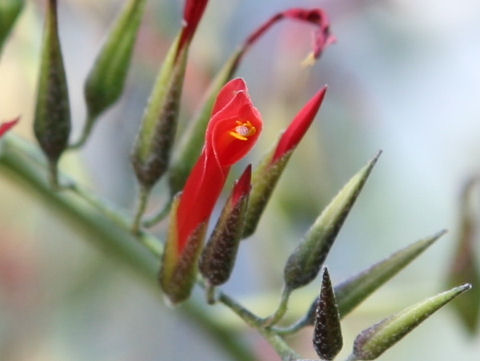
[283,152,380,290]
[159,195,207,305]
[131,0,209,190]
[446,177,480,334]
[313,268,343,360]
[34,0,70,187]
[243,87,327,238]
[352,284,472,360]
[73,0,147,148]
[168,8,335,197]
[0,0,24,53]
[199,165,252,302]
[301,231,445,328]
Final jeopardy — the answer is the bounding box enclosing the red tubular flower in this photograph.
[177,0,209,55]
[243,8,335,63]
[160,78,262,303]
[0,117,19,138]
[272,86,327,163]
[176,77,262,253]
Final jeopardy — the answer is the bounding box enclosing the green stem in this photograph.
[48,160,59,189]
[69,113,96,149]
[132,184,151,233]
[273,313,310,336]
[215,289,300,361]
[261,285,291,327]
[143,197,172,227]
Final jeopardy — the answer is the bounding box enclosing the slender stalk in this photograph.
[69,113,96,149]
[132,184,151,233]
[261,285,292,327]
[143,197,172,227]
[48,160,59,189]
[273,314,310,336]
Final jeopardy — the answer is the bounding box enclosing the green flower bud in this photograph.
[199,165,251,289]
[313,268,343,360]
[283,152,380,290]
[352,284,471,360]
[76,0,147,147]
[131,35,188,189]
[34,0,70,186]
[0,0,24,53]
[159,195,206,305]
[242,148,291,238]
[336,230,445,318]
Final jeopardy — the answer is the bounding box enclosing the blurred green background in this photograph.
[1,0,479,360]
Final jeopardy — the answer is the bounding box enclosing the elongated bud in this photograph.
[352,284,472,360]
[34,0,70,186]
[336,230,445,318]
[283,152,380,290]
[159,195,207,304]
[313,268,343,360]
[199,165,251,288]
[243,88,327,238]
[0,0,24,52]
[131,1,208,190]
[301,230,445,327]
[0,117,19,138]
[77,0,147,147]
[446,178,480,334]
[131,36,188,188]
[168,8,334,196]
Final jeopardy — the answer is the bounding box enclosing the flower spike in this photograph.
[160,78,262,304]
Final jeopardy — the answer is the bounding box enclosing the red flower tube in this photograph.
[0,117,19,138]
[160,78,262,303]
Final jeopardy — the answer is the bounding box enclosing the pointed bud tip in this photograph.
[232,164,252,205]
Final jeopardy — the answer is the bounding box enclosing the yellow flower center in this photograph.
[229,121,256,141]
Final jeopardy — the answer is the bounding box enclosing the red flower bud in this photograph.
[242,88,327,237]
[0,117,19,138]
[178,0,209,55]
[272,86,327,163]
